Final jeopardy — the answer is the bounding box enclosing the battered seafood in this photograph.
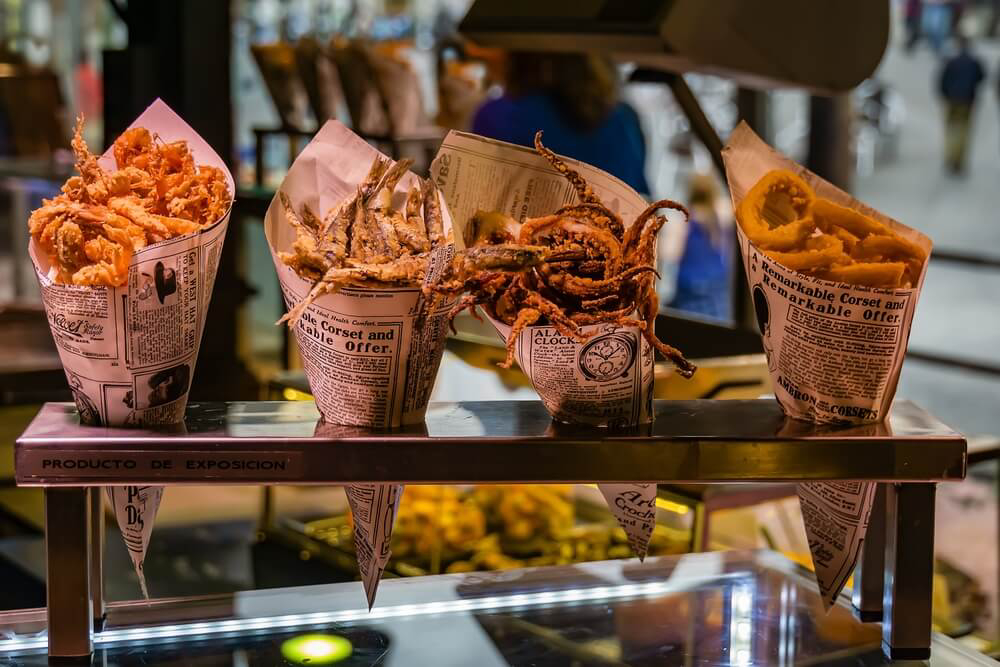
[277,155,553,326]
[28,117,231,286]
[737,169,926,288]
[428,131,696,378]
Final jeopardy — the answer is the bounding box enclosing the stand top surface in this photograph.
[15,400,966,486]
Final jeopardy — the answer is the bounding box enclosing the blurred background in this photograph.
[0,0,998,658]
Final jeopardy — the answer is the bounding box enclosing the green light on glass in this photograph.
[281,634,353,664]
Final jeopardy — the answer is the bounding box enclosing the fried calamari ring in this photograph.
[827,225,860,253]
[812,198,889,239]
[819,262,906,288]
[850,233,925,287]
[763,234,846,272]
[850,233,926,265]
[740,168,928,290]
[737,169,816,251]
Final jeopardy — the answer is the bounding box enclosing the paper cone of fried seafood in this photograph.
[267,120,462,609]
[266,119,460,429]
[432,130,695,428]
[27,98,234,427]
[26,98,233,597]
[723,122,931,611]
[430,130,698,561]
[723,121,930,426]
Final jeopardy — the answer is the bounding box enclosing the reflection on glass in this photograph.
[729,584,754,666]
[281,633,353,665]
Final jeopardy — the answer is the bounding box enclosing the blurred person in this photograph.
[949,0,967,34]
[922,0,954,52]
[905,0,923,52]
[471,52,650,195]
[989,0,1000,37]
[665,173,733,320]
[938,34,984,174]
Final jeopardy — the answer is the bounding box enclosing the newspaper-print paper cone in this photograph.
[432,131,676,557]
[723,122,930,424]
[108,486,164,598]
[266,121,458,609]
[265,120,458,429]
[27,99,233,596]
[346,483,402,609]
[490,318,655,427]
[432,131,667,428]
[29,99,234,427]
[798,482,877,608]
[722,122,931,608]
[598,483,656,560]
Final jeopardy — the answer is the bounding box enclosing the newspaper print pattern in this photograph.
[722,122,931,609]
[266,120,459,429]
[798,482,877,608]
[107,486,164,599]
[432,131,667,559]
[266,120,461,609]
[598,484,657,560]
[27,100,234,600]
[495,320,654,427]
[30,99,233,428]
[346,483,402,609]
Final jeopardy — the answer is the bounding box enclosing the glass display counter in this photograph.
[0,551,991,666]
[6,400,967,661]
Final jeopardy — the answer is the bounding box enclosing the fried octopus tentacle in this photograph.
[555,203,625,240]
[568,305,634,325]
[500,308,541,368]
[541,264,657,298]
[534,131,601,205]
[621,199,689,261]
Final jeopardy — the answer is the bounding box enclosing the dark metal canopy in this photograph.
[459,0,889,94]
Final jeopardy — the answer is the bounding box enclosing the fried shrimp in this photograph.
[28,115,231,287]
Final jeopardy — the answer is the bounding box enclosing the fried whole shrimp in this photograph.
[28,116,231,287]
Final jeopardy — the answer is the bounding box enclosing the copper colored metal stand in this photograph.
[15,400,966,660]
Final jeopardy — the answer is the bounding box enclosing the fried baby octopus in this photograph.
[428,131,696,378]
[28,117,231,287]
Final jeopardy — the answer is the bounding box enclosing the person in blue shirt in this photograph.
[471,52,650,195]
[668,172,733,321]
[938,35,985,174]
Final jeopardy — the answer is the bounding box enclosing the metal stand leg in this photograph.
[882,483,936,660]
[691,501,709,552]
[90,488,105,632]
[852,483,886,622]
[45,487,93,658]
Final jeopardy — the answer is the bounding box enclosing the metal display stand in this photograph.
[13,399,966,660]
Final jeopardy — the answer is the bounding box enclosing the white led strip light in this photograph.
[0,572,745,655]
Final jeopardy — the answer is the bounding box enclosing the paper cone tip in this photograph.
[598,483,656,566]
[346,483,402,610]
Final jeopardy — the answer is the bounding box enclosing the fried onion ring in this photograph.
[737,169,816,251]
